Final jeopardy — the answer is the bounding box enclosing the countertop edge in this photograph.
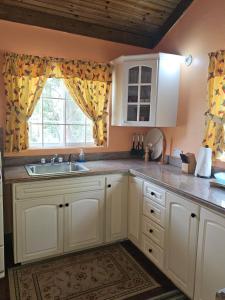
[130,169,225,216]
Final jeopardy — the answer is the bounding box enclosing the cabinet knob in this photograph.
[191,213,196,218]
[150,209,155,214]
[149,229,153,233]
[148,249,153,253]
[107,184,111,188]
[65,203,69,207]
[151,192,155,196]
[59,204,63,208]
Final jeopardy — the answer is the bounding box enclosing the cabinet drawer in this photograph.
[143,197,165,227]
[142,234,164,269]
[14,176,105,200]
[142,216,164,248]
[144,182,165,207]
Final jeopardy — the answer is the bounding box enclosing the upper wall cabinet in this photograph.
[111,53,181,127]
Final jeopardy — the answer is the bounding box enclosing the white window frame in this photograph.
[28,79,95,149]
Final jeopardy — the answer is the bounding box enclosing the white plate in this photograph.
[144,128,164,160]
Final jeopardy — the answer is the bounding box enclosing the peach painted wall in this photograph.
[0,20,151,157]
[154,0,225,166]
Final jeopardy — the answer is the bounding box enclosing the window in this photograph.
[29,78,94,148]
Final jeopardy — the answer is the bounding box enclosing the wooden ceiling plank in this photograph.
[2,0,163,34]
[115,0,176,13]
[1,1,160,36]
[18,0,168,27]
[0,3,155,48]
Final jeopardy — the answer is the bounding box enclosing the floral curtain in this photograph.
[3,52,112,152]
[3,53,50,152]
[203,50,225,160]
[64,78,110,145]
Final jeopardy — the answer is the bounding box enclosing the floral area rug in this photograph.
[8,244,161,300]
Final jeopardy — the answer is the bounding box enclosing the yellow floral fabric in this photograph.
[64,78,110,146]
[3,52,112,151]
[3,74,48,152]
[203,50,225,160]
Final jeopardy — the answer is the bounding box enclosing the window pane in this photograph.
[128,86,138,103]
[128,67,139,84]
[43,124,64,145]
[141,66,152,83]
[43,98,64,124]
[42,78,66,98]
[86,125,94,143]
[29,78,95,148]
[127,105,137,121]
[66,125,85,144]
[66,99,85,124]
[139,105,150,121]
[140,86,151,103]
[29,99,42,123]
[29,124,42,144]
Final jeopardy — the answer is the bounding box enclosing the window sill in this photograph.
[4,144,105,158]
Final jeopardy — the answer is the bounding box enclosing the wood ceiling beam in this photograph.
[0,3,155,49]
[152,0,193,47]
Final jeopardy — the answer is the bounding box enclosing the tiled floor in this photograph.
[0,237,187,300]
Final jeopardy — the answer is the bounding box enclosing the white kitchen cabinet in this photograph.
[111,53,181,127]
[128,176,143,248]
[165,192,199,299]
[13,176,105,263]
[64,190,104,252]
[105,175,128,242]
[15,196,64,263]
[195,208,225,300]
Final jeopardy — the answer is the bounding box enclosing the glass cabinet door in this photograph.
[126,64,153,123]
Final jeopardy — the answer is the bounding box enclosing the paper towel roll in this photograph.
[195,146,212,178]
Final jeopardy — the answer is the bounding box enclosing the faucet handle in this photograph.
[68,154,72,163]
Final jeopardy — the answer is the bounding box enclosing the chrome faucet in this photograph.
[51,154,58,164]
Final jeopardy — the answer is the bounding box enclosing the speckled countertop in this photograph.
[4,159,225,215]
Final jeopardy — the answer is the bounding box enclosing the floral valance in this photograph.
[3,52,112,152]
[3,52,112,82]
[208,50,225,79]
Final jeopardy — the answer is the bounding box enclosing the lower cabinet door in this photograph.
[15,196,64,263]
[128,177,143,248]
[195,208,225,300]
[64,190,104,252]
[165,192,199,299]
[105,175,128,242]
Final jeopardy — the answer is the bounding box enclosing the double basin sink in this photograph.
[25,162,89,176]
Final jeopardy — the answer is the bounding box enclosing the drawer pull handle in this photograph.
[108,184,111,188]
[59,204,63,208]
[191,213,196,218]
[149,229,153,233]
[150,209,155,214]
[148,249,153,253]
[151,192,156,196]
[65,203,69,207]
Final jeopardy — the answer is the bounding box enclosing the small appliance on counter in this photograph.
[195,146,212,178]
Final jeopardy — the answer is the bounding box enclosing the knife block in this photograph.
[181,153,196,174]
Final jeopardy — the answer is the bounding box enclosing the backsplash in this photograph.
[4,151,134,167]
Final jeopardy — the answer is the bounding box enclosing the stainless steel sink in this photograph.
[25,162,90,176]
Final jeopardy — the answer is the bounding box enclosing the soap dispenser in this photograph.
[78,149,85,162]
